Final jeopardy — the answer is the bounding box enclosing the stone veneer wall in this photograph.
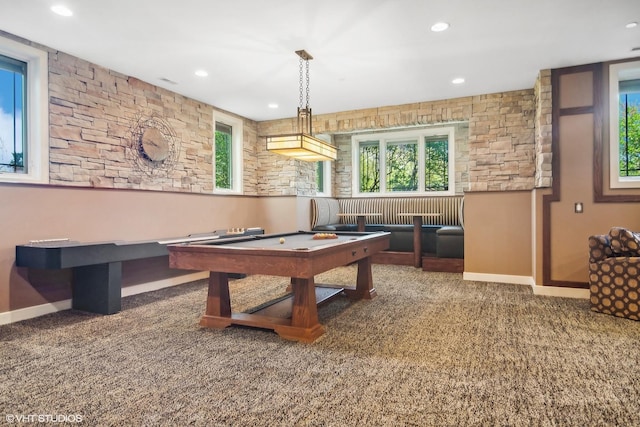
[467,90,536,191]
[47,49,260,194]
[534,69,553,188]
[258,90,541,195]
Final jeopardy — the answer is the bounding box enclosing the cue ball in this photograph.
[279,238,285,244]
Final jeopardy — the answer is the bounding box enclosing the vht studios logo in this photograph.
[5,413,84,423]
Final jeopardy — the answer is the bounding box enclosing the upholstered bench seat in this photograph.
[436,226,465,259]
[312,223,359,232]
[310,196,464,259]
[383,224,441,253]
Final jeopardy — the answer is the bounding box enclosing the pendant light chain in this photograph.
[305,58,310,110]
[298,55,311,110]
[299,56,304,110]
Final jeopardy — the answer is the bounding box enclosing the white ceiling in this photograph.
[0,0,639,121]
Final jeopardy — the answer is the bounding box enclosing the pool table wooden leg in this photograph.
[200,271,233,329]
[344,256,378,300]
[274,277,325,343]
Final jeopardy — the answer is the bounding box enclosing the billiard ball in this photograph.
[279,238,285,244]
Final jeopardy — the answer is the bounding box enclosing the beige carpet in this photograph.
[2,265,640,426]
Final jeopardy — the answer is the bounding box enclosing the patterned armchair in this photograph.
[589,227,640,320]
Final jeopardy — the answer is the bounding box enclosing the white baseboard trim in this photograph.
[463,272,589,299]
[0,271,209,326]
[0,299,72,326]
[530,285,589,299]
[463,272,535,287]
[121,271,209,297]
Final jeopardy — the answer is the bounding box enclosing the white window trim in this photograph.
[212,111,243,194]
[316,160,332,197]
[609,59,640,189]
[315,133,332,197]
[351,127,455,197]
[0,36,49,184]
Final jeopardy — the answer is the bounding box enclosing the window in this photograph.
[609,60,640,188]
[316,161,332,196]
[213,112,243,193]
[352,127,455,196]
[0,36,48,184]
[215,122,232,189]
[315,134,332,196]
[0,55,25,173]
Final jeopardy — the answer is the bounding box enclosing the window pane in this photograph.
[359,141,380,192]
[386,140,417,191]
[215,122,233,189]
[618,84,640,178]
[316,162,324,192]
[424,137,448,191]
[0,54,26,174]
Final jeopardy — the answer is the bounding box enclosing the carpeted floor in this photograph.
[2,265,640,426]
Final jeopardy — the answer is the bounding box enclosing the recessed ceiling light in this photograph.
[268,103,278,109]
[626,22,638,29]
[452,77,465,85]
[51,5,73,17]
[194,70,208,77]
[431,22,449,32]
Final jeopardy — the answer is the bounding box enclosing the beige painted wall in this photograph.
[463,191,533,277]
[534,170,640,286]
[256,196,309,233]
[546,113,640,283]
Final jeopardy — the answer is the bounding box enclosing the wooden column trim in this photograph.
[542,64,599,289]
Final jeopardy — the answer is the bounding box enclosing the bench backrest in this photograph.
[310,198,341,229]
[311,196,463,228]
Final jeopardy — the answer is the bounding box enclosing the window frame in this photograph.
[609,59,640,189]
[212,111,243,194]
[0,36,49,184]
[316,160,332,196]
[315,133,332,196]
[351,127,455,197]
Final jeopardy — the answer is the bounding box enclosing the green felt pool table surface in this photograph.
[211,231,367,250]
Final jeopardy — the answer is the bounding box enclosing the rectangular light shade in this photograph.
[266,133,337,161]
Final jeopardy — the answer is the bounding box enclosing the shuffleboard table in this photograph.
[168,230,391,342]
[15,228,264,314]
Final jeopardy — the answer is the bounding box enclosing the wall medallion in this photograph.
[127,114,180,176]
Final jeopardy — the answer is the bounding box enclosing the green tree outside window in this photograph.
[425,139,448,191]
[359,141,380,192]
[215,122,233,189]
[619,95,640,177]
[386,141,417,191]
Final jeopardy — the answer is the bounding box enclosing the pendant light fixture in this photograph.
[266,50,337,161]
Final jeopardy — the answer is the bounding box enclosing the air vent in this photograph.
[159,77,178,85]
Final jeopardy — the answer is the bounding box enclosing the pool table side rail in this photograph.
[168,232,390,277]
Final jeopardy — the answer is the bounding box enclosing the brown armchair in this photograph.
[589,227,640,320]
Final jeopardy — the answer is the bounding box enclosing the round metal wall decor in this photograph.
[127,113,180,176]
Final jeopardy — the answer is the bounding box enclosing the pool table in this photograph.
[168,230,391,342]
